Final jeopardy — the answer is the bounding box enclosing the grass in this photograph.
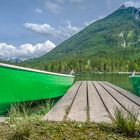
[113,107,140,137]
[0,117,139,140]
[7,99,54,118]
[0,105,140,139]
[8,102,30,118]
[64,105,71,120]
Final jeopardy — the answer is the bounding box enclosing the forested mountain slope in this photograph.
[24,6,140,72]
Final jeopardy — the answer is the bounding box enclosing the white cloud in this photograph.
[69,0,84,4]
[35,8,43,14]
[84,15,106,26]
[84,19,96,26]
[24,22,81,39]
[0,40,56,60]
[45,1,62,13]
[43,0,85,13]
[124,1,140,8]
[59,21,81,37]
[25,23,56,36]
[98,15,106,20]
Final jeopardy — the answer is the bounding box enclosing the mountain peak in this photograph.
[119,4,126,9]
[30,4,140,69]
[118,4,139,10]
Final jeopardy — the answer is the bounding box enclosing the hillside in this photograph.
[24,5,140,73]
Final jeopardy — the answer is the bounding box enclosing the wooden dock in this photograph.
[43,81,140,123]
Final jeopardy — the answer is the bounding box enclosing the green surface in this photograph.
[0,66,74,114]
[130,76,140,96]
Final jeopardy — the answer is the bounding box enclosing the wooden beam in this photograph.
[93,81,124,120]
[43,81,81,121]
[43,81,139,123]
[67,81,87,122]
[100,82,140,120]
[88,81,111,123]
[104,82,140,106]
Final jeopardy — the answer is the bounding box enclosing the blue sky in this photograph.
[0,0,140,60]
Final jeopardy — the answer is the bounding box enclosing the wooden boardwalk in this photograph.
[43,81,140,123]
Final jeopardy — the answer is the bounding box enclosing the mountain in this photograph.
[25,6,140,73]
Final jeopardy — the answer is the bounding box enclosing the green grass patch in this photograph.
[0,107,140,139]
[7,99,55,118]
[113,107,140,137]
[0,117,140,140]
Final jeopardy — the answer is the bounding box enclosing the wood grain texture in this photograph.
[100,82,140,120]
[104,82,140,106]
[44,81,140,122]
[88,81,111,123]
[43,81,81,121]
[67,81,87,122]
[93,81,123,119]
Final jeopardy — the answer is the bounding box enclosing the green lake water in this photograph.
[75,73,134,93]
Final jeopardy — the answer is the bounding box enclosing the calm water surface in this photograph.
[75,73,134,93]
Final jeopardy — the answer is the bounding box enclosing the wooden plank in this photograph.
[104,82,140,106]
[93,81,124,119]
[88,81,111,123]
[44,80,139,123]
[43,81,81,121]
[67,81,87,122]
[99,82,140,120]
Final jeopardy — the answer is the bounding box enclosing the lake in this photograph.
[75,73,134,93]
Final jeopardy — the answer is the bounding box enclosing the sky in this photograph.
[0,0,140,60]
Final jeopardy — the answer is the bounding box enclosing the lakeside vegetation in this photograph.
[0,105,140,139]
[7,99,55,118]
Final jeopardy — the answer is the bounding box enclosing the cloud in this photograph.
[43,0,85,13]
[35,8,43,14]
[69,0,84,4]
[84,16,106,26]
[59,21,81,37]
[0,40,56,60]
[24,22,81,39]
[24,23,56,36]
[124,1,140,8]
[84,19,96,26]
[44,0,62,14]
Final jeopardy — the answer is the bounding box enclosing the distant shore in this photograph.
[75,72,140,75]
